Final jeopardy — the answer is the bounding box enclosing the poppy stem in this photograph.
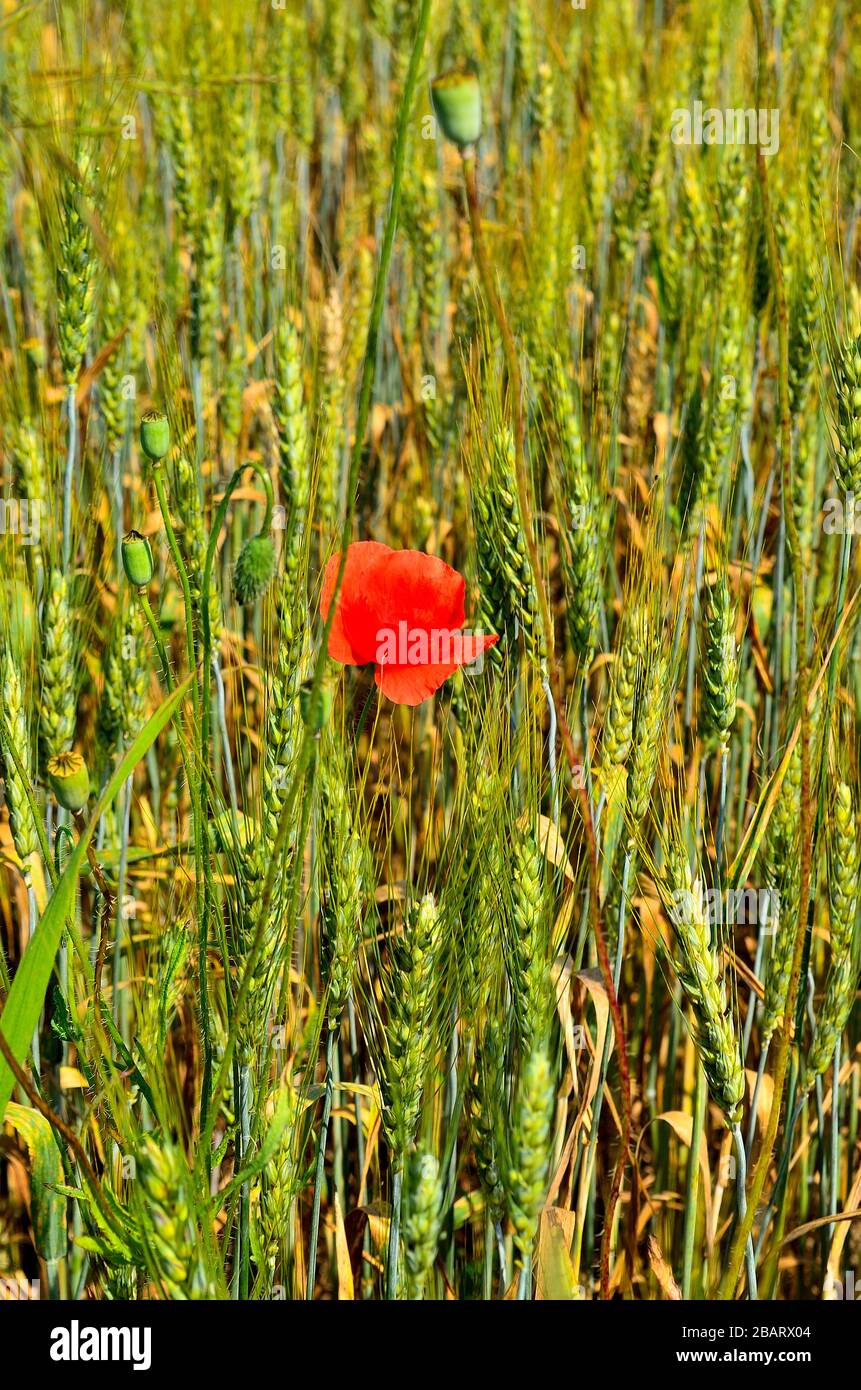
[353,679,378,751]
[461,151,632,1299]
[307,1026,335,1299]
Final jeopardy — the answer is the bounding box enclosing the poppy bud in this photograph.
[300,677,333,733]
[233,535,276,606]
[430,69,481,150]
[139,410,170,462]
[47,751,90,813]
[122,530,154,588]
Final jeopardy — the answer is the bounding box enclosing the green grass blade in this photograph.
[0,674,193,1125]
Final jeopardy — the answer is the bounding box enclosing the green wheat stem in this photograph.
[483,1208,494,1300]
[681,1057,706,1299]
[573,846,630,1279]
[731,1123,757,1299]
[237,1061,251,1300]
[306,1025,336,1299]
[746,1038,770,1161]
[754,1088,803,1267]
[830,1038,841,1248]
[386,1159,404,1301]
[62,385,77,570]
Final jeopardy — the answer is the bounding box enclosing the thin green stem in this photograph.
[237,1061,251,1301]
[138,590,173,691]
[386,1159,403,1301]
[306,1025,336,1299]
[62,384,76,571]
[830,1039,841,1247]
[746,1039,770,1161]
[731,1123,758,1299]
[199,459,275,754]
[151,465,199,725]
[682,1059,706,1299]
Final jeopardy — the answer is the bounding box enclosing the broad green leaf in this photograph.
[5,1102,66,1262]
[536,1208,581,1300]
[0,675,193,1125]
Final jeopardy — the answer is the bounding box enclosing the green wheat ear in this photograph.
[761,754,802,1042]
[658,841,745,1127]
[505,1036,555,1263]
[805,782,861,1086]
[381,894,443,1160]
[254,1082,300,1274]
[473,425,541,666]
[273,316,310,518]
[469,1021,507,1225]
[0,649,38,871]
[831,332,861,495]
[627,648,670,829]
[700,568,738,751]
[56,142,98,385]
[134,1136,215,1299]
[827,781,858,962]
[507,831,552,1049]
[403,1147,443,1300]
[319,737,366,1025]
[10,420,46,515]
[603,603,646,770]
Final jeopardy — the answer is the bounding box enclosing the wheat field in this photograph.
[0,0,860,1306]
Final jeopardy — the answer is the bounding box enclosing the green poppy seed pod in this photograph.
[139,410,170,462]
[232,534,276,606]
[47,751,90,813]
[300,677,333,733]
[431,69,482,149]
[122,530,154,588]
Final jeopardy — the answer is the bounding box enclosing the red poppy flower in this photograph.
[320,541,498,706]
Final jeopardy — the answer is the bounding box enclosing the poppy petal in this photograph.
[353,551,466,662]
[320,542,392,664]
[375,631,498,706]
[375,549,466,635]
[452,632,499,666]
[375,661,457,706]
